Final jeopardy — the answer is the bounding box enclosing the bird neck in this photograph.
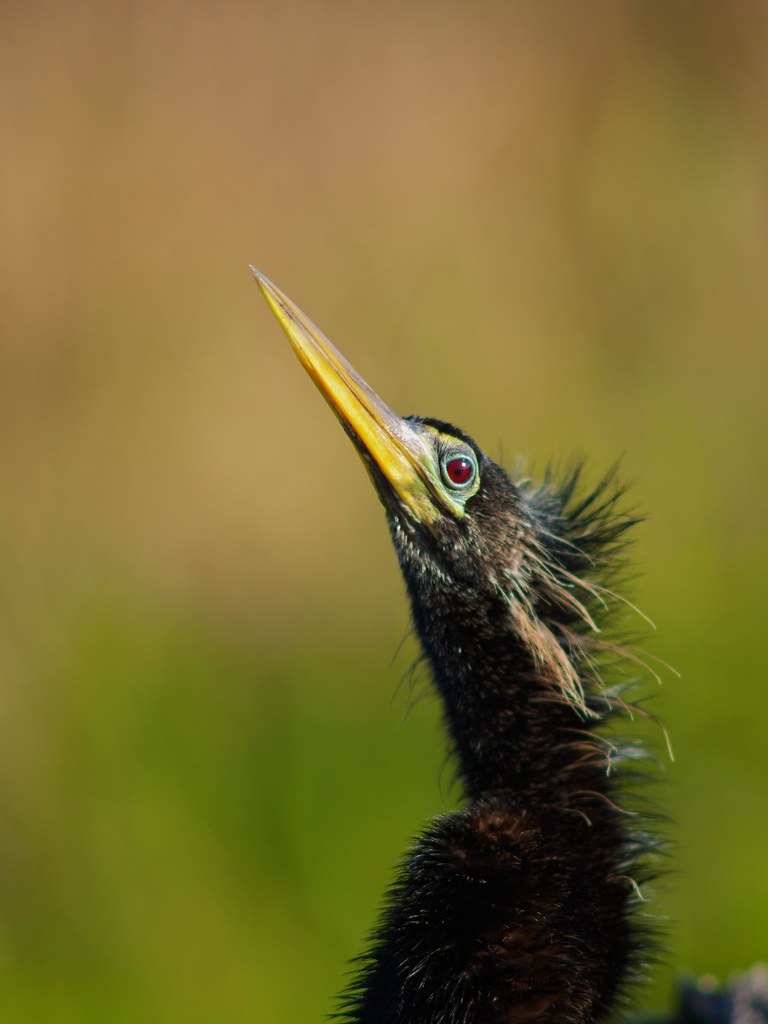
[407,579,605,803]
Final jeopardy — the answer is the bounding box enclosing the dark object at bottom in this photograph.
[638,966,768,1024]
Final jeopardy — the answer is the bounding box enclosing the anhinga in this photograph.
[251,270,765,1024]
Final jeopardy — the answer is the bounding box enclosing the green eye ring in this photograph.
[440,451,477,491]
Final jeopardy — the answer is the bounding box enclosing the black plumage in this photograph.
[338,431,658,1024]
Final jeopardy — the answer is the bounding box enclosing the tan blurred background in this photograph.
[2,1,767,1020]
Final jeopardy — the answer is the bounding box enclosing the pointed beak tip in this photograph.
[249,265,269,291]
[249,266,285,315]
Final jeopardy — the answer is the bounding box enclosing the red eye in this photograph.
[443,456,475,488]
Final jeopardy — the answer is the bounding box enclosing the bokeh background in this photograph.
[2,2,767,1020]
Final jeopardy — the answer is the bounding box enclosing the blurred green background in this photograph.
[2,1,767,1020]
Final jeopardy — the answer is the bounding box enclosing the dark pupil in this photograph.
[446,457,473,485]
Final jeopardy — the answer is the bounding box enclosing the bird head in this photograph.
[251,269,529,595]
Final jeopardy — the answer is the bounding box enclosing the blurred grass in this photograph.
[2,0,768,1019]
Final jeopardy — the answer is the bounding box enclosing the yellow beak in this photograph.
[251,268,463,526]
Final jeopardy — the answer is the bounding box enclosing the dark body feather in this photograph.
[338,419,660,1024]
